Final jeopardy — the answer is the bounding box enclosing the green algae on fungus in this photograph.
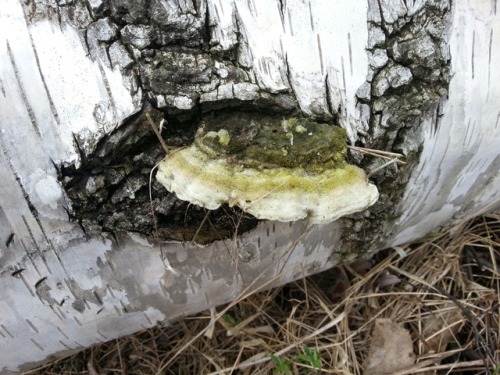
[156,115,379,224]
[195,115,347,173]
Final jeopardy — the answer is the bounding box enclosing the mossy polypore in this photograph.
[156,115,379,224]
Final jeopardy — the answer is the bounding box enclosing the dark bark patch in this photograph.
[346,2,452,252]
[58,107,261,245]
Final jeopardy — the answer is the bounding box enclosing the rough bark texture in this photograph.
[346,0,453,252]
[0,0,499,372]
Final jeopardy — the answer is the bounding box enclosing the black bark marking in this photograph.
[47,305,65,320]
[143,311,153,325]
[6,41,41,138]
[107,283,116,298]
[11,268,25,277]
[1,324,14,338]
[433,102,440,135]
[341,56,346,92]
[188,278,196,295]
[63,279,80,303]
[25,191,68,274]
[22,215,52,275]
[218,0,224,17]
[0,78,5,97]
[30,338,45,351]
[0,141,41,224]
[6,232,14,247]
[78,298,88,312]
[463,119,473,147]
[97,61,117,122]
[317,33,324,75]
[471,30,475,79]
[73,341,84,348]
[93,290,103,305]
[120,300,129,313]
[348,33,353,76]
[246,0,256,17]
[34,276,48,289]
[204,1,212,46]
[487,29,493,100]
[104,255,117,277]
[309,1,314,31]
[278,0,286,33]
[113,304,122,316]
[25,14,61,127]
[25,318,39,333]
[19,272,36,297]
[59,340,72,350]
[213,2,220,23]
[35,187,67,272]
[46,236,68,274]
[96,330,108,340]
[324,74,334,117]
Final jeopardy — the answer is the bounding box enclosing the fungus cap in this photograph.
[156,145,379,224]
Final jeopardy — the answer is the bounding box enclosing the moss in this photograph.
[172,148,364,200]
[195,113,347,173]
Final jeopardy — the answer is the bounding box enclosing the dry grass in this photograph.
[25,213,500,374]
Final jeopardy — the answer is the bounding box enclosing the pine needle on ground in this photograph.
[24,213,500,374]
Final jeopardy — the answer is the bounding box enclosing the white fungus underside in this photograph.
[157,147,379,224]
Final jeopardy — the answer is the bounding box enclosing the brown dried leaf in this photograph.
[422,302,464,354]
[364,318,415,375]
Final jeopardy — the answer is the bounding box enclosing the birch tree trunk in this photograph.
[1,0,499,372]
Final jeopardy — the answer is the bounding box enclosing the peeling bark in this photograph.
[0,0,499,372]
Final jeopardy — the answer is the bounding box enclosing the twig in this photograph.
[368,158,399,178]
[348,145,406,164]
[146,113,169,154]
[348,145,405,159]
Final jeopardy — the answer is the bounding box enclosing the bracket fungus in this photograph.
[156,114,379,224]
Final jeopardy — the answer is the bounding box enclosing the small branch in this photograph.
[368,159,398,178]
[146,113,169,154]
[348,145,406,164]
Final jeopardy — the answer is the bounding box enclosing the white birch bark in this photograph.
[0,0,498,372]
